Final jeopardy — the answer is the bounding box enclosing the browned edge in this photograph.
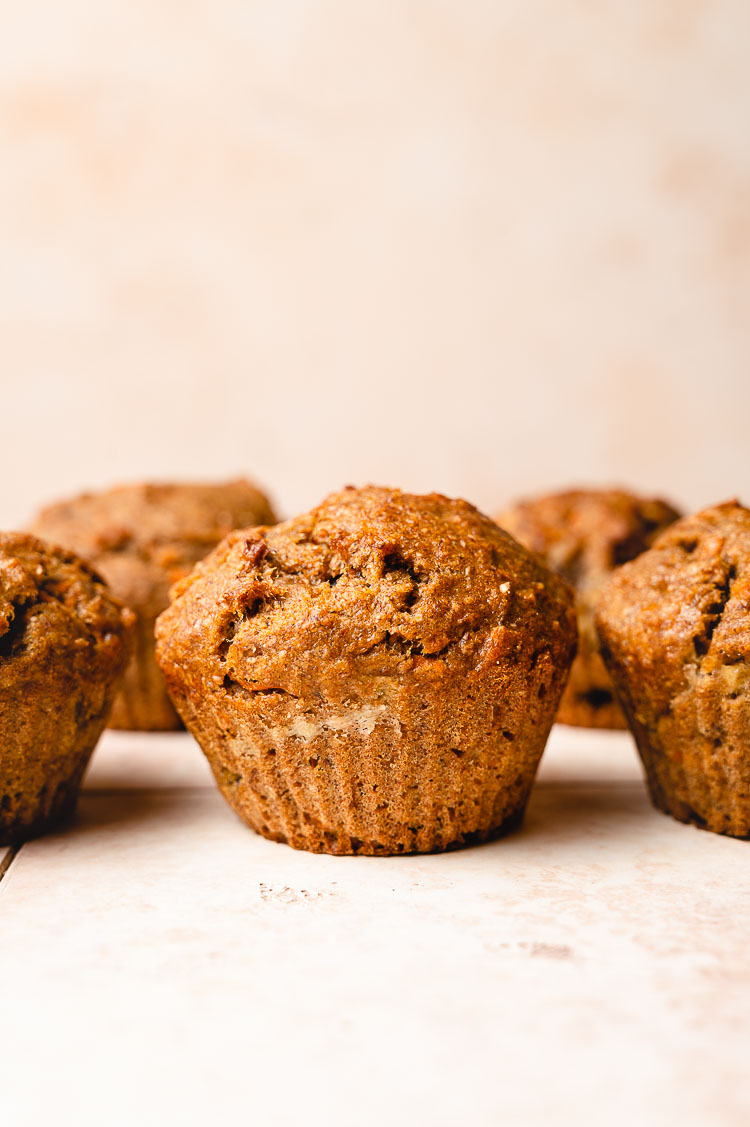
[0,846,21,886]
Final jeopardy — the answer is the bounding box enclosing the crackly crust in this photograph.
[0,533,134,843]
[31,480,277,729]
[596,501,750,837]
[0,532,133,683]
[498,488,681,728]
[156,486,577,854]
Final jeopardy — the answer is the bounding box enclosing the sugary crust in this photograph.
[156,486,577,854]
[596,501,750,837]
[498,488,681,728]
[32,480,277,729]
[0,533,134,843]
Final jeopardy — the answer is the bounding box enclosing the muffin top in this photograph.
[0,532,134,690]
[156,485,577,701]
[497,488,682,591]
[32,480,277,617]
[596,501,750,715]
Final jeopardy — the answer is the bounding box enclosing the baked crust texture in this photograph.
[596,501,750,838]
[0,532,134,843]
[156,485,577,854]
[498,488,680,728]
[32,480,276,729]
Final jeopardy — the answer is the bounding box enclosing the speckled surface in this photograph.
[0,726,748,1126]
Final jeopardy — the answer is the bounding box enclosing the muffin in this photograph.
[596,501,750,838]
[0,533,133,844]
[497,488,681,728]
[155,485,577,855]
[32,480,277,730]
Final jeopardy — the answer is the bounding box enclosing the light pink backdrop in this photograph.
[2,1,748,526]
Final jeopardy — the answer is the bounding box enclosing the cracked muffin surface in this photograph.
[0,532,134,843]
[156,485,577,854]
[32,479,276,729]
[596,501,750,837]
[498,488,681,728]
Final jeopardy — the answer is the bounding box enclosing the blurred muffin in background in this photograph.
[497,487,681,729]
[597,501,750,838]
[32,480,277,730]
[0,533,133,843]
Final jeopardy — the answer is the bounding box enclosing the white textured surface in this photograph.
[1,726,749,1127]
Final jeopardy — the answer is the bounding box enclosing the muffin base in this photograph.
[0,768,84,845]
[632,741,750,840]
[247,802,527,856]
[206,723,543,856]
[108,614,182,731]
[172,651,568,855]
[648,788,750,840]
[623,673,750,839]
[0,695,113,845]
[556,653,627,730]
[598,621,750,838]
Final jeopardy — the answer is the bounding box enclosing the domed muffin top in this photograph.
[596,501,750,713]
[33,479,276,566]
[156,485,577,700]
[0,532,134,689]
[32,479,277,616]
[497,487,682,591]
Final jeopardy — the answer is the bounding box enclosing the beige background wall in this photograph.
[1,1,748,528]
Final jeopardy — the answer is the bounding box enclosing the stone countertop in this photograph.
[0,726,748,1127]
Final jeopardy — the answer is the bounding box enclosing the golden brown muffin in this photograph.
[0,533,133,844]
[31,480,277,730]
[497,488,681,729]
[596,501,750,839]
[155,485,577,855]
